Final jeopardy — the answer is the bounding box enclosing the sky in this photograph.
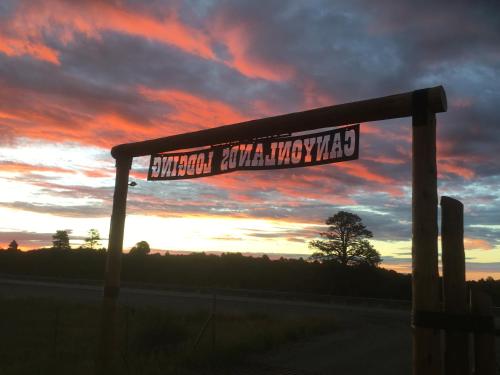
[0,0,499,279]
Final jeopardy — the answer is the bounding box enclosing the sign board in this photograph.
[148,124,359,181]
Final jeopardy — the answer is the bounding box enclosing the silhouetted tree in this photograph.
[129,241,150,256]
[310,211,381,266]
[84,229,101,250]
[52,230,70,250]
[354,240,381,266]
[8,240,19,251]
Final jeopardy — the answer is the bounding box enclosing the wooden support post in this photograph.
[470,288,496,375]
[441,196,470,375]
[412,90,441,375]
[96,156,132,374]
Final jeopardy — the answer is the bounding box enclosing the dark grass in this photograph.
[0,296,336,374]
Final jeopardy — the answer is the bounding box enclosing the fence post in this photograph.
[470,288,496,375]
[412,90,442,375]
[441,196,470,375]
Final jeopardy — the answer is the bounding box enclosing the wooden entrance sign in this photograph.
[99,86,447,374]
[148,124,360,181]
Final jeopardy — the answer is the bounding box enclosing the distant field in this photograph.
[0,296,337,375]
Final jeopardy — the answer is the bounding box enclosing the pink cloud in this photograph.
[0,34,60,64]
[1,0,299,83]
[439,161,475,180]
[464,237,493,251]
[209,14,295,81]
[363,156,406,165]
[2,1,214,64]
[139,87,248,132]
[336,162,397,185]
[0,161,74,175]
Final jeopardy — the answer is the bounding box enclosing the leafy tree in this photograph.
[354,240,381,266]
[52,230,70,250]
[84,229,101,250]
[8,240,19,251]
[129,241,150,256]
[310,211,381,267]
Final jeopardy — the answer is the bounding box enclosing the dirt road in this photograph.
[251,312,411,374]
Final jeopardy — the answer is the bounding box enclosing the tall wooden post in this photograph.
[441,196,470,374]
[96,156,132,374]
[412,90,442,375]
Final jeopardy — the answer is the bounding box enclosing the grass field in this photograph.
[0,296,336,374]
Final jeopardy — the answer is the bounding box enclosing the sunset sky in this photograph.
[0,0,499,279]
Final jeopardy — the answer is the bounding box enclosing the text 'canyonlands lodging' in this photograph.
[148,124,359,180]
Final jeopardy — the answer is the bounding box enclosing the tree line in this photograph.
[1,211,498,303]
[4,229,104,252]
[5,228,148,255]
[4,211,383,264]
[52,228,103,250]
[0,248,498,304]
[0,247,410,299]
[0,211,399,299]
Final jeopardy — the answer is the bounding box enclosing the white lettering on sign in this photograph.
[148,124,360,181]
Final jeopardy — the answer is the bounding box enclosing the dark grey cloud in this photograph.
[381,255,412,265]
[57,30,293,111]
[200,0,500,173]
[0,53,164,143]
[0,201,110,218]
[187,0,500,246]
[466,262,500,272]
[243,226,321,240]
[0,0,17,21]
